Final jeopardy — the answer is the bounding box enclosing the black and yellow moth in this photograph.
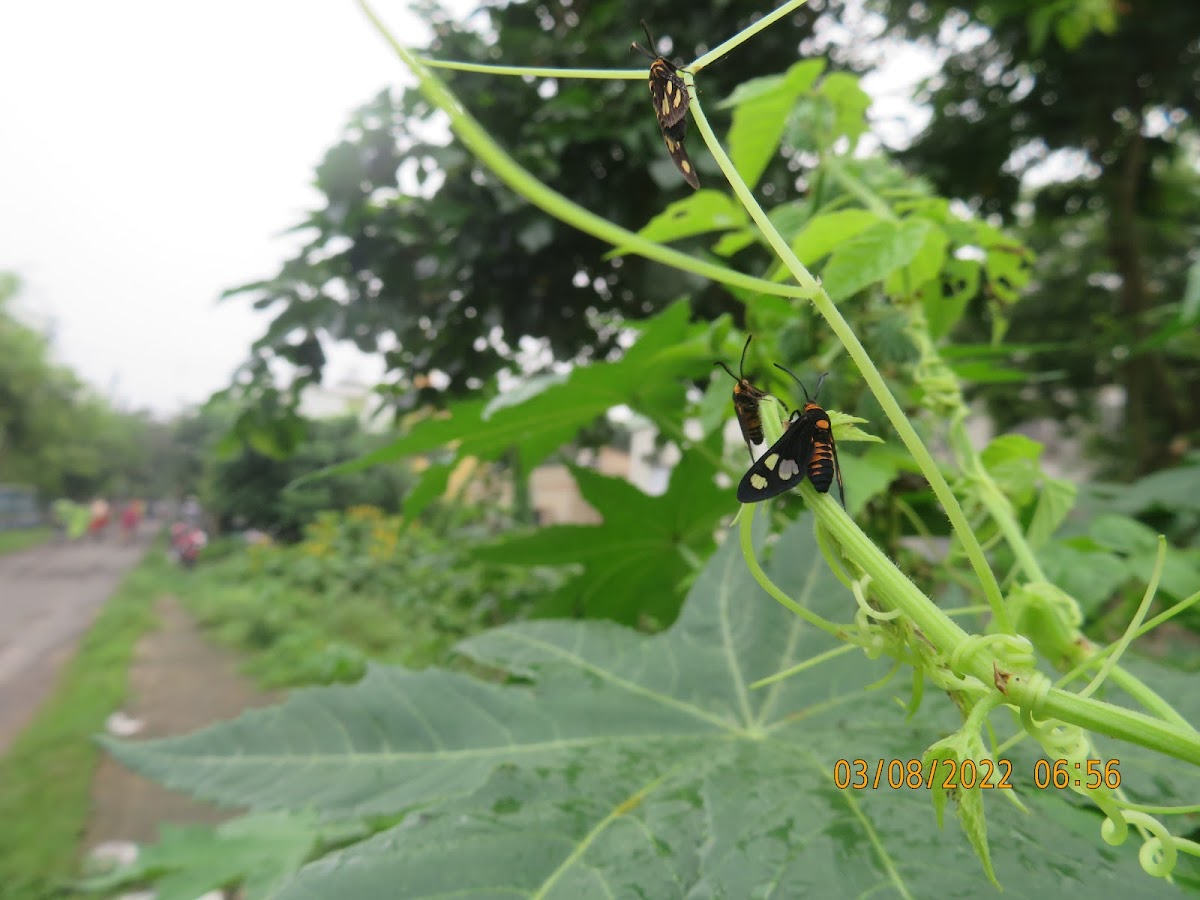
[736,367,845,508]
[632,21,699,189]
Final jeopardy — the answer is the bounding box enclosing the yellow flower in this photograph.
[347,505,384,522]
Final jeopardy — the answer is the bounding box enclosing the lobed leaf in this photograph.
[790,209,881,268]
[107,515,1160,895]
[609,192,749,257]
[473,447,728,624]
[722,60,825,189]
[821,219,931,302]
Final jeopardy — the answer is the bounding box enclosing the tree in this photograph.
[0,272,192,501]
[882,0,1200,473]
[204,415,413,539]
[222,0,838,418]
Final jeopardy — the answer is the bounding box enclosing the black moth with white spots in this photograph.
[735,367,845,508]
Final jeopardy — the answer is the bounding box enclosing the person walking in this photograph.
[119,499,143,542]
[88,497,111,540]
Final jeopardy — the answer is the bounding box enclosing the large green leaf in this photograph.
[473,445,728,624]
[106,517,1160,896]
[816,71,872,147]
[923,255,981,339]
[821,219,932,302]
[981,433,1044,505]
[884,219,948,298]
[721,60,825,189]
[1111,462,1200,516]
[790,208,881,268]
[401,461,455,519]
[1025,475,1077,550]
[301,301,709,484]
[609,191,748,256]
[1037,541,1130,614]
[77,812,329,900]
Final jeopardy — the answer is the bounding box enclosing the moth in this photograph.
[631,21,699,189]
[736,367,845,508]
[714,334,768,461]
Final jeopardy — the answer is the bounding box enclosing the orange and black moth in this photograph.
[631,21,700,189]
[715,334,768,461]
[736,367,845,508]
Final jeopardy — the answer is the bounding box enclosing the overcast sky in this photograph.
[0,2,425,415]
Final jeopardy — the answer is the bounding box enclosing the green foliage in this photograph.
[205,416,413,540]
[1089,453,1200,542]
[106,518,1164,898]
[322,300,709,487]
[0,526,53,554]
[886,0,1200,473]
[721,59,826,187]
[0,274,178,501]
[77,812,350,900]
[0,552,169,899]
[475,448,726,625]
[1032,455,1200,622]
[105,4,1200,895]
[221,1,836,419]
[180,505,561,687]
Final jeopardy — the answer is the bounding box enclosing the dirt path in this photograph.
[85,596,282,848]
[0,531,151,756]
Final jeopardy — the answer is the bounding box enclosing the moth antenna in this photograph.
[773,363,811,403]
[714,360,738,381]
[737,334,753,379]
[641,20,657,51]
[630,40,657,61]
[812,371,830,401]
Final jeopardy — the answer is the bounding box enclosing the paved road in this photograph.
[0,531,151,756]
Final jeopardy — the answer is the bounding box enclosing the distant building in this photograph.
[447,419,675,527]
[0,484,41,530]
[298,377,390,431]
[528,419,677,525]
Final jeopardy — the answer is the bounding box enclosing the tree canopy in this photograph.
[885,0,1200,472]
[223,0,838,415]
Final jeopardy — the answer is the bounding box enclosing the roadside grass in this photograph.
[172,555,473,689]
[0,527,54,555]
[0,549,172,900]
[171,514,558,691]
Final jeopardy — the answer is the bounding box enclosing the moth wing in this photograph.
[660,120,699,190]
[648,60,690,129]
[735,417,816,503]
[829,428,846,509]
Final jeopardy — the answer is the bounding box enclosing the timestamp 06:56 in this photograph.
[1033,758,1122,790]
[832,758,1122,790]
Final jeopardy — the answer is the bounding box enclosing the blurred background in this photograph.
[0,0,1197,895]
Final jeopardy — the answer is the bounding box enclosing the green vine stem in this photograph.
[418,59,643,79]
[738,506,845,639]
[684,89,1013,633]
[825,157,1192,734]
[690,0,812,71]
[358,4,811,306]
[896,292,1190,725]
[1079,538,1165,699]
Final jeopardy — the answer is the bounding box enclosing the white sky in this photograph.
[0,2,940,418]
[0,2,423,415]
